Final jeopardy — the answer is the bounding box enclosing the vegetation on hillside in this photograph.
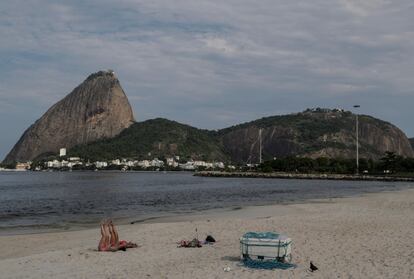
[68,118,229,161]
[219,108,407,158]
[0,161,16,169]
[219,108,351,137]
[259,152,414,175]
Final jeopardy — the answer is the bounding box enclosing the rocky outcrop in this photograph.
[219,109,414,163]
[219,125,301,163]
[3,70,135,163]
[410,138,414,149]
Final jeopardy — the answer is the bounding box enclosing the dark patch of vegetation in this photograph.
[258,152,414,175]
[85,70,113,81]
[259,156,357,174]
[0,161,16,169]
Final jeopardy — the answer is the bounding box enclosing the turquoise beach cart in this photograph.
[240,232,292,263]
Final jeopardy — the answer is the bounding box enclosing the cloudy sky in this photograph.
[1,0,414,159]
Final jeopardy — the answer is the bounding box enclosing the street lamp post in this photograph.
[259,128,263,164]
[354,105,360,174]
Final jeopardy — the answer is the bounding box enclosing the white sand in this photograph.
[1,189,413,278]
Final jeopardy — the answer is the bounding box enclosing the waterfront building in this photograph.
[59,148,66,157]
[138,160,151,168]
[95,161,108,168]
[214,162,225,169]
[179,161,195,170]
[151,158,164,167]
[15,162,31,170]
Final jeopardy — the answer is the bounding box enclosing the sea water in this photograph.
[0,171,412,234]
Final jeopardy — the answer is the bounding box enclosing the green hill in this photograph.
[219,108,413,163]
[68,118,229,161]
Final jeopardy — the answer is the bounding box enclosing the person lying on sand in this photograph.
[98,220,138,252]
[178,238,202,248]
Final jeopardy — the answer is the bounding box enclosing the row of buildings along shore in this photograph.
[4,148,232,171]
[40,156,227,171]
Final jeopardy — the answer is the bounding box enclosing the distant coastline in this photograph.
[195,171,414,182]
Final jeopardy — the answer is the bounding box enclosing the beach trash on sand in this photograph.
[240,232,293,267]
[205,235,216,243]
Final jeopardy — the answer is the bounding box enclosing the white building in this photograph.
[151,158,164,168]
[15,162,31,170]
[137,160,151,168]
[214,162,225,169]
[193,161,214,169]
[125,160,137,167]
[59,148,66,157]
[68,162,82,168]
[193,161,206,167]
[47,160,62,168]
[166,158,179,167]
[166,157,174,166]
[111,159,121,165]
[95,161,108,168]
[179,161,195,170]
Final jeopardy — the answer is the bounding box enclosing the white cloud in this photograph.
[340,0,393,17]
[202,37,238,54]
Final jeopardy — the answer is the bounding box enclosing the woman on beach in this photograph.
[98,220,138,252]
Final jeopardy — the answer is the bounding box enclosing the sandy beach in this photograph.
[1,189,413,279]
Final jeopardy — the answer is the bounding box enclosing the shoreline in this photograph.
[1,189,413,278]
[195,170,414,181]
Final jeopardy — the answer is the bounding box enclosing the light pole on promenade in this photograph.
[354,105,360,174]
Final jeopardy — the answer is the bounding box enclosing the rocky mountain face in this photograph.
[410,138,414,149]
[3,70,135,163]
[218,109,414,163]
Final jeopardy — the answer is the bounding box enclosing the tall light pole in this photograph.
[354,105,360,174]
[259,128,263,164]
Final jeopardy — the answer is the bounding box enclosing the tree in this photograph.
[379,152,403,173]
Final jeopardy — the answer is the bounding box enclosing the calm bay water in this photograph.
[0,171,413,234]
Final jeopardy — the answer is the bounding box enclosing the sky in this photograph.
[1,0,414,160]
